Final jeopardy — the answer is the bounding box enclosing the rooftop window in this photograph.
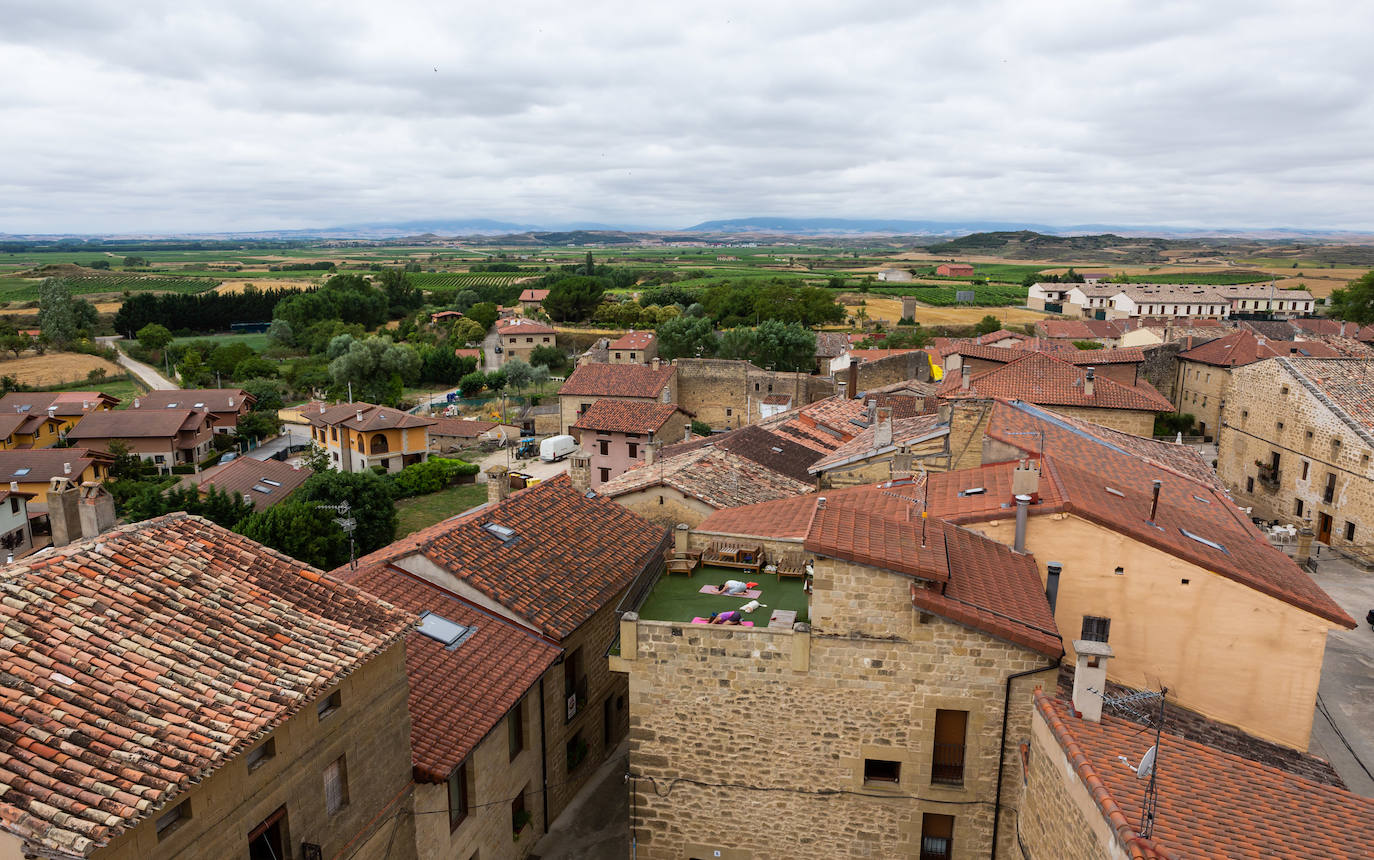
[416,611,475,648]
[1181,528,1227,553]
[261,478,282,487]
[482,522,517,543]
[12,468,29,477]
[251,484,273,494]
[958,487,985,497]
[1105,486,1124,497]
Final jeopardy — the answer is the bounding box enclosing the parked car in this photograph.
[539,434,579,462]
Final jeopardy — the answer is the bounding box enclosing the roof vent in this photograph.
[416,611,475,648]
[356,409,364,423]
[958,486,986,497]
[63,462,71,475]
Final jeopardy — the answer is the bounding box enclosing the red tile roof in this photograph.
[808,413,947,473]
[601,443,815,509]
[572,400,682,435]
[66,407,212,440]
[132,388,253,413]
[1035,692,1374,859]
[304,401,436,431]
[0,514,411,857]
[1274,357,1374,441]
[952,342,1144,365]
[338,562,559,783]
[699,480,1061,656]
[924,457,1353,628]
[518,288,550,302]
[0,448,112,484]
[496,317,555,335]
[181,457,312,511]
[939,352,1173,412]
[984,399,1223,491]
[814,331,850,358]
[609,330,656,350]
[1178,330,1340,366]
[453,347,482,359]
[559,362,675,399]
[0,392,120,417]
[346,476,667,640]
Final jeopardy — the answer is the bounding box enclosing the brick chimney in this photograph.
[1072,640,1114,722]
[652,356,661,370]
[485,465,509,504]
[847,361,859,398]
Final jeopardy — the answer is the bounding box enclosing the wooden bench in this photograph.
[701,541,764,573]
[666,557,699,577]
[775,551,810,581]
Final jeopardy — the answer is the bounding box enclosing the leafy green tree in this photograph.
[751,320,817,372]
[295,469,397,557]
[37,279,98,348]
[136,323,174,352]
[233,357,278,379]
[236,501,348,569]
[301,441,333,473]
[378,269,423,317]
[241,378,285,412]
[177,348,214,387]
[542,276,606,322]
[502,358,534,393]
[974,315,1003,335]
[266,318,295,347]
[529,344,568,374]
[716,327,755,360]
[466,302,499,331]
[691,419,713,437]
[454,289,480,311]
[459,371,486,397]
[1328,270,1374,323]
[451,317,486,345]
[655,315,717,360]
[122,255,149,268]
[235,410,281,443]
[208,342,257,378]
[327,335,420,406]
[89,259,111,270]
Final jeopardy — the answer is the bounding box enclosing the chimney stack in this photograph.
[874,406,893,449]
[683,422,693,442]
[1012,459,1040,496]
[47,406,56,418]
[817,496,827,510]
[1295,519,1315,569]
[1013,493,1031,553]
[133,398,141,409]
[1084,367,1095,397]
[1149,479,1162,522]
[356,409,364,423]
[228,396,235,407]
[1071,640,1114,723]
[63,462,71,475]
[847,361,859,398]
[1045,562,1062,613]
[837,379,847,400]
[643,442,657,466]
[960,363,971,391]
[486,465,510,504]
[674,523,690,555]
[569,452,591,494]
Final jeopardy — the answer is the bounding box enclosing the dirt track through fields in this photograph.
[2,353,123,386]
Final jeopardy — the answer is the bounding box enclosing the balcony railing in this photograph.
[930,742,965,786]
[1256,463,1280,489]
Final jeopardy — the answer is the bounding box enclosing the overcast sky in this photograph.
[2,0,1373,234]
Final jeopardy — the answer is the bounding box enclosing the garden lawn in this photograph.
[636,564,809,627]
[171,332,271,351]
[394,483,488,537]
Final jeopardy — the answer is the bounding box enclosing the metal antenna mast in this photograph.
[315,500,358,570]
[1099,684,1169,839]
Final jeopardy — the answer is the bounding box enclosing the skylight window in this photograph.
[1180,529,1228,554]
[251,484,273,494]
[958,487,985,497]
[483,522,517,542]
[1191,495,1211,504]
[193,402,206,408]
[261,478,282,487]
[13,468,29,476]
[416,612,473,648]
[1105,487,1125,497]
[165,403,179,408]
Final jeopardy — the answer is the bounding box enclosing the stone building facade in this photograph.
[673,358,834,429]
[1219,357,1374,563]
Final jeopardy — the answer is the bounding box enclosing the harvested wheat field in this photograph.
[854,296,1049,327]
[3,353,122,386]
[0,301,121,316]
[214,279,321,294]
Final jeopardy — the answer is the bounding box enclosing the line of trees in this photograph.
[114,286,309,335]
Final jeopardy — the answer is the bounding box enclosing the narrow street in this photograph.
[96,336,178,390]
[483,325,502,370]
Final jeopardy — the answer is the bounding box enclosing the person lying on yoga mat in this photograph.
[712,580,758,595]
[708,610,745,625]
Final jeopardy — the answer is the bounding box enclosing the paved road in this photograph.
[1307,556,1374,797]
[97,336,178,390]
[246,425,310,462]
[483,326,502,370]
[533,740,628,860]
[475,445,570,482]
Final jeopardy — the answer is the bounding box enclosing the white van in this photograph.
[539,434,579,462]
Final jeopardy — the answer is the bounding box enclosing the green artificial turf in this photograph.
[636,564,810,627]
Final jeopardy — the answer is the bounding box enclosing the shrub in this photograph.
[390,457,479,498]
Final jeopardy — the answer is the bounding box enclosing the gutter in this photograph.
[990,659,1061,859]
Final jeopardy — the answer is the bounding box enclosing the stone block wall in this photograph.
[611,485,719,527]
[853,351,933,391]
[1141,341,1187,401]
[617,553,1055,860]
[1173,359,1231,437]
[1015,710,1115,860]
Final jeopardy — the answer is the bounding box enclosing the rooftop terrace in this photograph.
[636,564,810,628]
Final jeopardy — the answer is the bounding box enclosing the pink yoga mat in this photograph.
[691,617,755,626]
[698,585,762,599]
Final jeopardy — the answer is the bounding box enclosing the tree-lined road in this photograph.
[97,337,178,390]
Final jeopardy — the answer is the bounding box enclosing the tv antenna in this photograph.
[1100,684,1168,839]
[315,500,358,570]
[1004,428,1046,458]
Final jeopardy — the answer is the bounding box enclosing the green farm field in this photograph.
[0,274,221,302]
[171,332,272,351]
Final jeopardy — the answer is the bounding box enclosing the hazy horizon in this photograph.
[4,1,1373,234]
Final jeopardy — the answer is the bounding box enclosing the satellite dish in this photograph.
[1117,745,1156,779]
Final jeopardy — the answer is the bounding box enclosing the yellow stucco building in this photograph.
[305,402,435,473]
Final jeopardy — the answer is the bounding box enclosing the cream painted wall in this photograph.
[973,514,1331,750]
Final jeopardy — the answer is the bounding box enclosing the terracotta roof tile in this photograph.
[0,514,411,857]
[814,331,850,358]
[0,392,119,418]
[572,400,683,435]
[303,401,435,431]
[346,476,667,639]
[0,448,112,483]
[1272,357,1374,442]
[496,317,555,335]
[130,388,253,413]
[66,408,213,440]
[338,563,559,783]
[518,289,550,302]
[608,331,656,350]
[939,352,1173,412]
[1178,330,1340,366]
[558,363,675,399]
[1035,691,1374,859]
[808,413,947,473]
[180,457,312,511]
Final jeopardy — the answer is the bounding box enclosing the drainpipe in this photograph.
[990,660,1061,859]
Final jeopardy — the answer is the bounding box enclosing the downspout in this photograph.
[539,675,549,835]
[990,659,1060,859]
